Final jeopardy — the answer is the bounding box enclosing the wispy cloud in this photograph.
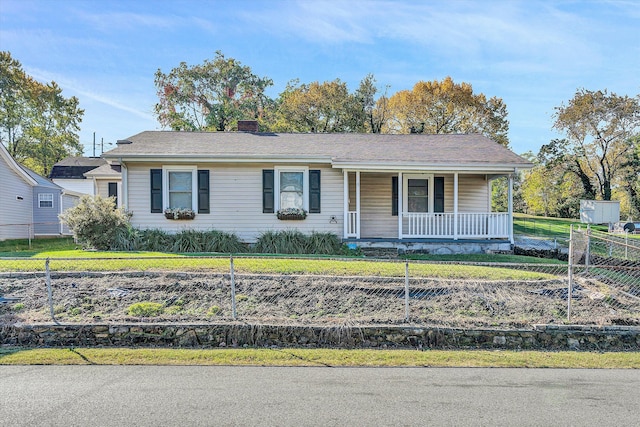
[26,66,155,121]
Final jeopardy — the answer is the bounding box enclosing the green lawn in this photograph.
[513,213,610,238]
[0,253,559,280]
[1,347,638,368]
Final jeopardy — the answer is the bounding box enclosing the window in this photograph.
[402,174,434,213]
[279,171,304,210]
[408,179,429,212]
[108,182,118,207]
[38,193,53,208]
[168,170,193,209]
[263,168,321,214]
[150,167,209,214]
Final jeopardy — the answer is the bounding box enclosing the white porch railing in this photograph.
[346,211,358,237]
[402,212,510,239]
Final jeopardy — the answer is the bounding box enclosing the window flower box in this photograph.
[164,208,196,220]
[277,208,307,220]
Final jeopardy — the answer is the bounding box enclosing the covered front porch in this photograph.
[342,170,514,244]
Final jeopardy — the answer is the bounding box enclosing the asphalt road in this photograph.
[1,366,638,426]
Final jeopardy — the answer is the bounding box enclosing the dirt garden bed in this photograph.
[2,271,638,328]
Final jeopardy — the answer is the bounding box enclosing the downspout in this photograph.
[120,159,128,211]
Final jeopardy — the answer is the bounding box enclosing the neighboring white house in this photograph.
[103,129,533,253]
[1,144,81,240]
[83,162,122,208]
[49,157,109,195]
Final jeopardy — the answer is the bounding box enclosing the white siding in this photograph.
[126,163,343,242]
[52,179,94,195]
[360,173,396,238]
[0,157,33,240]
[457,174,489,212]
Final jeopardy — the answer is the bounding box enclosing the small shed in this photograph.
[579,200,620,224]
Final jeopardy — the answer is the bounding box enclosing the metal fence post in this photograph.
[585,225,591,273]
[404,262,410,322]
[230,255,237,320]
[567,225,573,322]
[45,258,58,324]
[625,231,629,260]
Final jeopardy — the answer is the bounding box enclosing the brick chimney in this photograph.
[237,120,259,132]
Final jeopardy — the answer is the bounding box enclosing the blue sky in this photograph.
[1,0,638,156]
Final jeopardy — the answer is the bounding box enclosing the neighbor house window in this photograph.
[38,193,54,208]
[108,182,118,207]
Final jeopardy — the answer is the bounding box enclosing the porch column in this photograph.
[508,174,514,244]
[454,172,459,240]
[343,170,349,239]
[356,171,361,239]
[398,172,403,239]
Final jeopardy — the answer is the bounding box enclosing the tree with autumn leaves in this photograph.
[0,51,84,175]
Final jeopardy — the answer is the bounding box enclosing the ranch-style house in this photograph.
[103,126,533,253]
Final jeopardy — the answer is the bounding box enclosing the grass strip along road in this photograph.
[1,348,638,368]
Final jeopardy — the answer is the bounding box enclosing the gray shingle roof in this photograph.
[104,131,532,168]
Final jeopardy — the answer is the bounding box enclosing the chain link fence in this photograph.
[1,233,638,328]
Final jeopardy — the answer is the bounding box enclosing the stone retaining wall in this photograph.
[2,323,639,351]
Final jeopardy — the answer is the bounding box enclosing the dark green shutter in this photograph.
[434,176,445,213]
[263,169,274,213]
[150,169,162,213]
[309,170,321,213]
[198,170,210,214]
[392,176,398,216]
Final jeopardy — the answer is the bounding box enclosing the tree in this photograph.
[384,77,510,146]
[154,51,274,132]
[274,78,362,133]
[618,135,640,218]
[354,74,389,134]
[553,89,640,201]
[0,51,84,175]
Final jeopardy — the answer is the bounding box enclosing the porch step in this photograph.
[360,247,399,259]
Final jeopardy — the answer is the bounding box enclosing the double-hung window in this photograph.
[150,166,210,214]
[38,193,54,208]
[278,170,305,210]
[263,167,321,214]
[167,170,194,209]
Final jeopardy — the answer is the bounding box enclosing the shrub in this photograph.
[307,231,342,255]
[112,225,142,251]
[207,305,221,316]
[254,230,341,254]
[59,195,130,250]
[139,228,172,252]
[13,303,25,312]
[172,229,204,252]
[127,302,164,317]
[255,229,308,254]
[201,230,248,253]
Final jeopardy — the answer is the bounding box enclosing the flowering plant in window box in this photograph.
[276,207,307,220]
[164,208,196,220]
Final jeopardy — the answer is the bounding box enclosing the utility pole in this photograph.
[93,131,96,157]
